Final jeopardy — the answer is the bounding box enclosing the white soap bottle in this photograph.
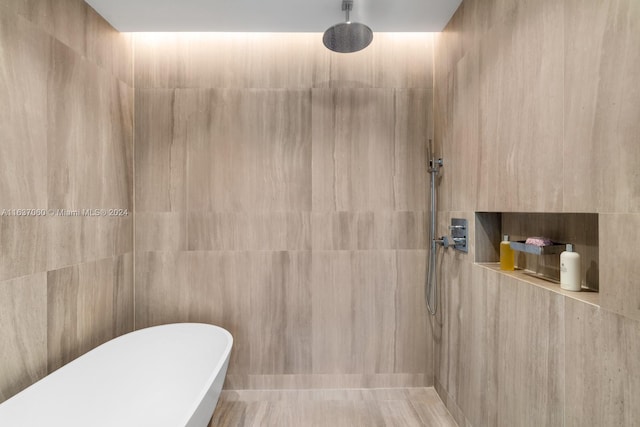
[560,244,581,291]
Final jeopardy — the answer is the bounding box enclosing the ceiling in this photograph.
[84,0,462,33]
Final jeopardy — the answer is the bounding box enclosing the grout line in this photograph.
[132,34,136,331]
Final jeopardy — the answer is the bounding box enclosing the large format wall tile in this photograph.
[135,212,187,252]
[180,89,312,213]
[134,34,432,391]
[565,299,640,427]
[135,251,250,375]
[435,0,640,425]
[47,254,133,372]
[310,212,426,250]
[329,34,434,89]
[312,89,396,211]
[496,274,564,427]
[563,0,640,213]
[456,265,499,427]
[188,212,311,251]
[394,251,433,375]
[135,251,312,377]
[478,0,564,212]
[48,40,133,211]
[47,216,132,270]
[134,33,330,89]
[134,89,186,212]
[310,251,397,375]
[0,216,46,282]
[248,251,312,375]
[449,50,481,213]
[0,7,49,209]
[599,214,640,322]
[0,273,47,403]
[436,252,499,427]
[2,0,132,84]
[0,0,133,404]
[394,90,431,212]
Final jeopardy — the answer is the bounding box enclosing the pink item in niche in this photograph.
[525,236,554,247]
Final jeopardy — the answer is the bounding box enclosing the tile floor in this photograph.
[210,387,458,426]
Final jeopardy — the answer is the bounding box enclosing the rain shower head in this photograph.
[323,0,373,53]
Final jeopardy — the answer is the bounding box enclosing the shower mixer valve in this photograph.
[434,236,450,248]
[449,218,468,253]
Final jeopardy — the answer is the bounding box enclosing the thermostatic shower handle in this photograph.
[434,236,450,248]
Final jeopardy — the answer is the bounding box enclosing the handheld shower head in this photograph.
[323,0,373,53]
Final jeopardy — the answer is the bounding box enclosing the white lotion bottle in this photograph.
[560,244,581,291]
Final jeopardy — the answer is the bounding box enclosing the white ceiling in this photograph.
[84,0,462,33]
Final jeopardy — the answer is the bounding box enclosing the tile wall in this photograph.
[133,33,436,389]
[0,0,133,401]
[434,0,640,425]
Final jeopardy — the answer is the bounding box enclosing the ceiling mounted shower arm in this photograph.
[342,0,353,22]
[323,0,373,53]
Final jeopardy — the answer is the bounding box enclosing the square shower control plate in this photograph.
[450,218,468,253]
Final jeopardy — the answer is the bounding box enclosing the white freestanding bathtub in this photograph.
[0,323,233,427]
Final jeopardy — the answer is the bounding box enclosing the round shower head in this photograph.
[323,0,373,53]
[323,22,373,53]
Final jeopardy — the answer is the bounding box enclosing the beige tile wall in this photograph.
[0,0,133,402]
[434,0,640,425]
[134,33,436,389]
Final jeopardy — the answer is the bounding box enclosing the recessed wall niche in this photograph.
[475,212,599,292]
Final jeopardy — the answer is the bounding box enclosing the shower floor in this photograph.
[210,387,458,426]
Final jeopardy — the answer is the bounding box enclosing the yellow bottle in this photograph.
[500,234,515,271]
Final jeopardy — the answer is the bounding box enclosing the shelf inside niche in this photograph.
[477,263,600,306]
[475,212,600,297]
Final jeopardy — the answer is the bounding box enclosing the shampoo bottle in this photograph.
[500,235,515,271]
[560,244,581,291]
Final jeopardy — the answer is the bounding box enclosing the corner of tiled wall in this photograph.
[0,0,134,401]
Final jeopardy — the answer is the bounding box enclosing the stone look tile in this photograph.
[134,33,330,89]
[132,26,434,395]
[224,373,428,391]
[134,89,186,212]
[394,251,433,375]
[436,1,640,427]
[310,212,427,250]
[311,251,397,375]
[496,274,564,427]
[180,89,312,213]
[449,49,481,213]
[394,90,431,211]
[136,212,187,252]
[136,252,316,379]
[312,89,396,211]
[0,0,133,405]
[84,4,133,85]
[248,252,312,375]
[599,214,640,322]
[48,39,133,211]
[0,7,49,210]
[0,273,48,403]
[187,212,311,251]
[565,299,640,427]
[134,251,254,376]
[47,215,132,270]
[478,0,564,212]
[329,34,434,89]
[564,0,640,213]
[47,255,133,372]
[437,255,499,427]
[0,216,47,282]
[211,387,457,427]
